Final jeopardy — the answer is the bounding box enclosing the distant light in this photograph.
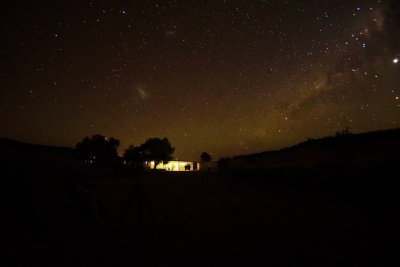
[393,58,399,64]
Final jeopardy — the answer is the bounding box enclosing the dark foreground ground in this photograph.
[2,164,398,266]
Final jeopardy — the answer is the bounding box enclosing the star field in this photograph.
[1,0,399,160]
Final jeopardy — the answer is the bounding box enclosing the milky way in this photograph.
[0,0,399,160]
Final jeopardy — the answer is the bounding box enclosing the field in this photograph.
[4,165,397,266]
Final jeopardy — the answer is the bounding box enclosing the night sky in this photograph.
[1,0,399,160]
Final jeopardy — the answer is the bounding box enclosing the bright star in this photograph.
[393,58,399,64]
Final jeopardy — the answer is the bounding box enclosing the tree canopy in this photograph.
[140,137,174,169]
[200,152,212,162]
[76,135,175,169]
[76,134,120,165]
[123,145,143,167]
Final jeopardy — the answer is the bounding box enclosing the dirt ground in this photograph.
[4,167,398,266]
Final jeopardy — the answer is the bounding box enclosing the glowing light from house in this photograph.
[146,160,197,171]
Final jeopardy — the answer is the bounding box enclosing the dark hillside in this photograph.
[1,130,399,266]
[0,138,78,168]
[227,128,400,171]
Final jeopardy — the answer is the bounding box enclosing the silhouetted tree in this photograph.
[200,152,212,162]
[76,135,120,166]
[140,137,174,169]
[123,145,143,167]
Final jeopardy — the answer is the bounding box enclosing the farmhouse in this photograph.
[145,160,199,171]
